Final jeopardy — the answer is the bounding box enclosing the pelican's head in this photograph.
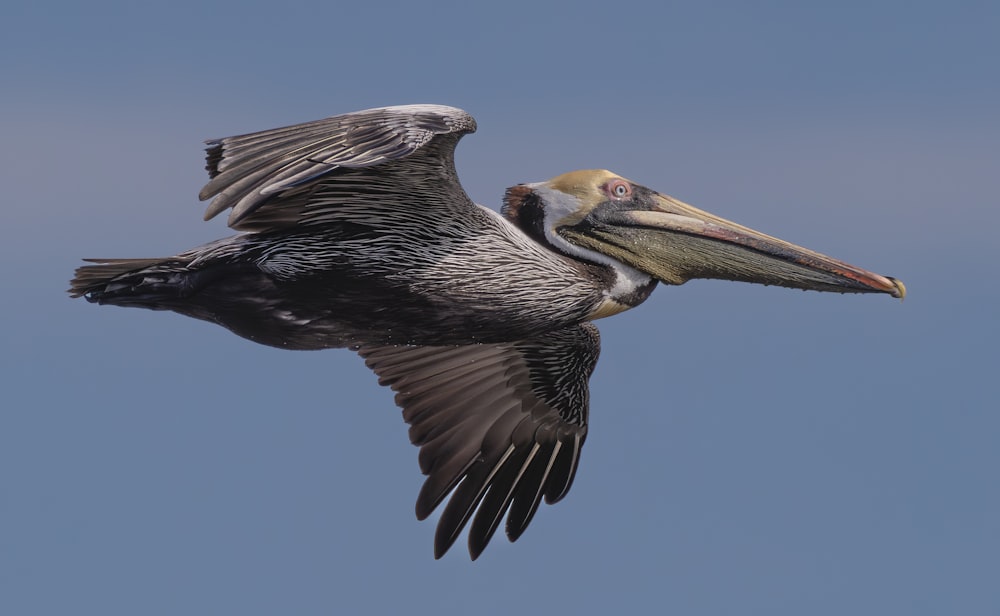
[503,169,905,304]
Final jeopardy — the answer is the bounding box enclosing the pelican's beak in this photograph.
[564,192,905,298]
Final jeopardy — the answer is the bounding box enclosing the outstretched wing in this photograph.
[358,323,600,560]
[198,104,478,231]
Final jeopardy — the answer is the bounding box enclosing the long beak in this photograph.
[572,193,905,298]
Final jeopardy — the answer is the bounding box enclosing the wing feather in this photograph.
[505,439,560,541]
[197,104,477,230]
[358,323,600,559]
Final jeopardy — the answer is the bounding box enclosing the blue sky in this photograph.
[3,1,998,614]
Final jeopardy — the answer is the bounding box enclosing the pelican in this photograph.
[69,104,905,559]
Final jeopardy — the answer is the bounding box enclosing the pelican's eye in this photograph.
[607,179,632,199]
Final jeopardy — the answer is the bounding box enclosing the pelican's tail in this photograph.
[69,255,354,351]
[68,257,202,308]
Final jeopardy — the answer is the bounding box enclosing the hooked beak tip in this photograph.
[887,277,906,300]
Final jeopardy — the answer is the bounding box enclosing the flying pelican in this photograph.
[69,104,905,559]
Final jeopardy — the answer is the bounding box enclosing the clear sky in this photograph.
[3,1,998,614]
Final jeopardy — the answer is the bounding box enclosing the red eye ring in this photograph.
[608,179,632,199]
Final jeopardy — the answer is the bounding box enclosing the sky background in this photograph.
[3,1,998,614]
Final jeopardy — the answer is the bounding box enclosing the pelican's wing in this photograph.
[198,104,478,231]
[358,323,600,560]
